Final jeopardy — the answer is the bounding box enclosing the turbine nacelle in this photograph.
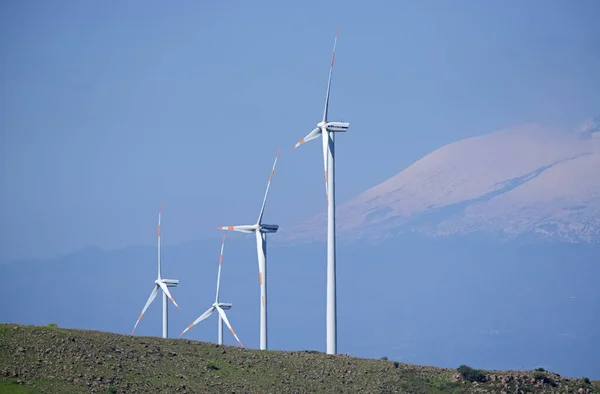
[216,302,232,310]
[326,121,350,133]
[317,121,349,133]
[156,278,179,287]
[259,224,279,233]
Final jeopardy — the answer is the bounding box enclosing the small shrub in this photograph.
[533,371,556,386]
[533,371,545,380]
[535,367,546,372]
[583,377,591,385]
[47,323,58,328]
[380,356,388,360]
[393,361,399,368]
[457,365,487,383]
[205,360,219,370]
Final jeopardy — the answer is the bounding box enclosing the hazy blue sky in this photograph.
[1,0,599,262]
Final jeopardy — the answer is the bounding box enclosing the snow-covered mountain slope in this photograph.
[287,119,600,243]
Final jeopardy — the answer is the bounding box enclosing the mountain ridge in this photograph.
[282,119,600,244]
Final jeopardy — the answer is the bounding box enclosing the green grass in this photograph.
[0,380,39,394]
[1,323,598,393]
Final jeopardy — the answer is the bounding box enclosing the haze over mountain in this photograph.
[285,118,600,244]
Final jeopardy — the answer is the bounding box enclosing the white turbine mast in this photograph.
[131,204,181,338]
[217,148,280,350]
[292,25,349,355]
[179,234,244,347]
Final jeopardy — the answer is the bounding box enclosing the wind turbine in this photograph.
[292,26,349,355]
[217,148,280,350]
[131,204,181,339]
[179,234,244,347]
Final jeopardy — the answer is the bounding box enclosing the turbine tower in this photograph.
[292,26,349,355]
[217,148,280,350]
[179,235,244,347]
[131,204,181,338]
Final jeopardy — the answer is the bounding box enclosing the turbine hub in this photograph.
[317,121,327,129]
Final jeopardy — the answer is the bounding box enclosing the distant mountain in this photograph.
[286,119,600,244]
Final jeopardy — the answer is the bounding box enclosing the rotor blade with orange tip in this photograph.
[322,25,339,123]
[257,148,281,224]
[214,234,226,303]
[179,306,215,337]
[215,305,244,347]
[131,284,159,335]
[157,204,162,279]
[293,127,320,150]
[321,129,330,205]
[158,281,181,310]
[217,225,255,233]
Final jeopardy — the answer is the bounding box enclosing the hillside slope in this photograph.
[286,119,600,244]
[0,324,598,394]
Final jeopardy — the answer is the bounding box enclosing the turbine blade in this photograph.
[215,234,226,303]
[292,127,320,150]
[217,225,255,233]
[180,306,215,337]
[158,281,181,310]
[322,25,339,123]
[257,148,280,224]
[321,129,329,205]
[157,203,162,279]
[255,230,264,286]
[131,285,159,335]
[215,305,244,347]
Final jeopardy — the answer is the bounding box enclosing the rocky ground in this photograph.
[0,323,598,393]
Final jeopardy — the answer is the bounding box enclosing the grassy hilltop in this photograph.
[0,324,597,393]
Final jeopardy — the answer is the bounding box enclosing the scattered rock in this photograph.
[1,323,594,394]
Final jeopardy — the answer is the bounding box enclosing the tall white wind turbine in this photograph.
[292,26,349,355]
[217,148,280,350]
[179,234,244,347]
[131,204,181,339]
